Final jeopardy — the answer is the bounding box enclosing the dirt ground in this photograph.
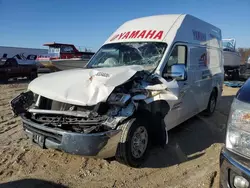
[0,79,240,188]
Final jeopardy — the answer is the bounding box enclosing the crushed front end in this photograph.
[10,90,134,158]
[10,70,179,158]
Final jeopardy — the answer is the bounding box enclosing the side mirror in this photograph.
[163,64,186,81]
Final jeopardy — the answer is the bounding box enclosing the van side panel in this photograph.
[157,14,222,73]
[188,44,211,112]
[159,14,223,131]
[187,44,223,112]
[169,14,221,48]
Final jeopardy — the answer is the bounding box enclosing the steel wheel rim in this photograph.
[131,126,148,159]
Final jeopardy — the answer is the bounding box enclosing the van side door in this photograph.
[189,45,212,112]
[162,44,197,129]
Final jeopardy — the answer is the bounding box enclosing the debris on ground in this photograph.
[224,81,245,88]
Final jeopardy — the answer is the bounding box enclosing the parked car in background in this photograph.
[220,78,250,188]
[0,54,8,64]
[0,57,37,83]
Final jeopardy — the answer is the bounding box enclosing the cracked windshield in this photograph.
[88,42,167,69]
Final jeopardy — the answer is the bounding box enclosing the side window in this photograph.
[163,45,187,80]
[61,46,74,53]
[167,45,187,67]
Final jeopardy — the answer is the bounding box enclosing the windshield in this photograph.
[222,39,236,51]
[87,42,167,69]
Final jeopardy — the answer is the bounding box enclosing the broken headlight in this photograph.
[107,93,131,107]
[226,98,250,158]
[10,91,34,116]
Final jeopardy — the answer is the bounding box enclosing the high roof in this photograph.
[104,14,221,48]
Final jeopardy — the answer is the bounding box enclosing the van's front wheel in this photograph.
[115,118,150,167]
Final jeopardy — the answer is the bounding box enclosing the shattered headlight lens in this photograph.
[226,98,250,158]
[107,93,131,107]
[10,90,35,116]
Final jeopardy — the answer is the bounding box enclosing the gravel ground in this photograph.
[0,79,239,188]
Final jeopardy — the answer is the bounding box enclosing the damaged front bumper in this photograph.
[10,91,130,158]
[22,116,122,158]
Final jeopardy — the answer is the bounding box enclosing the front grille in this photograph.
[32,114,107,126]
[23,122,62,144]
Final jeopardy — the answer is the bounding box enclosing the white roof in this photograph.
[104,14,222,48]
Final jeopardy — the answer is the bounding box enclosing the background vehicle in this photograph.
[220,78,250,188]
[0,53,8,64]
[0,57,37,83]
[36,42,95,71]
[223,38,241,80]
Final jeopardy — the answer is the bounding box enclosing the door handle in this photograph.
[183,82,188,85]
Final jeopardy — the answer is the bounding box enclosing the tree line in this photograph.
[238,48,250,63]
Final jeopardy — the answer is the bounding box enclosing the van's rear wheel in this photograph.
[115,118,150,167]
[203,90,217,116]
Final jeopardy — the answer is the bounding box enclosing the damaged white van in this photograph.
[11,14,224,167]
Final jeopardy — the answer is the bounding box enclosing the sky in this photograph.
[0,0,250,51]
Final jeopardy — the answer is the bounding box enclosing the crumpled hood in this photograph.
[28,65,144,106]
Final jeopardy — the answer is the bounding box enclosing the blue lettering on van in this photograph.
[192,30,206,41]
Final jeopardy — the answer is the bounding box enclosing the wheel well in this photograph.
[136,100,170,147]
[213,87,218,98]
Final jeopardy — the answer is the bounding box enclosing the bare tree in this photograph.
[238,48,250,64]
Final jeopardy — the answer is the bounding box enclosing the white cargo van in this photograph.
[11,14,224,167]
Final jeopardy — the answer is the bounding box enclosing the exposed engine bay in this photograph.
[11,69,179,134]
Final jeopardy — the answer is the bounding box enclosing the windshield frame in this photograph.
[86,42,168,70]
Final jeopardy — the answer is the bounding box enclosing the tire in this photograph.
[115,117,150,167]
[2,73,9,84]
[29,71,38,81]
[203,90,217,116]
[232,70,240,80]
